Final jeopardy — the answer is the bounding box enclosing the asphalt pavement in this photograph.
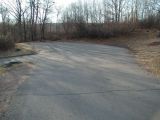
[2,42,160,120]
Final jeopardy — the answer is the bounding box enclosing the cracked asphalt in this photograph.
[1,42,160,120]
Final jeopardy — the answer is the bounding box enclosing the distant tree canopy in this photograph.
[61,0,160,24]
[60,0,160,38]
[0,0,160,41]
[0,0,54,41]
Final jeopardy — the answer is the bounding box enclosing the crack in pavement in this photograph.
[6,88,160,97]
[2,42,160,120]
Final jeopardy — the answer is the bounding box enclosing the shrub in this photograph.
[68,22,134,39]
[44,32,62,41]
[86,24,113,38]
[0,33,15,51]
[139,14,160,29]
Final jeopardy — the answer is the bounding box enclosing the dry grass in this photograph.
[107,29,160,78]
[61,29,160,78]
[0,67,6,76]
[126,30,160,77]
[0,43,36,58]
[106,29,160,78]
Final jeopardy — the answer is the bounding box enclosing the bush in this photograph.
[0,34,15,51]
[86,24,113,38]
[139,14,160,29]
[44,32,62,41]
[68,22,134,39]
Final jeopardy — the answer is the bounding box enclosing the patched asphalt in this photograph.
[2,42,160,120]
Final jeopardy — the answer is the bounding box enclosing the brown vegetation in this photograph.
[1,0,160,43]
[0,43,36,58]
[63,29,160,78]
[0,34,15,51]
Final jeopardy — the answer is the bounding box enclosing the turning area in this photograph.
[2,42,160,120]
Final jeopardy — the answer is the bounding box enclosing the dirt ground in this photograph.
[123,29,160,78]
[60,29,160,78]
[0,43,36,59]
[106,29,160,78]
[0,62,35,117]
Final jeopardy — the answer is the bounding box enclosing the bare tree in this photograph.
[55,6,62,32]
[104,0,125,22]
[0,4,9,35]
[40,0,54,40]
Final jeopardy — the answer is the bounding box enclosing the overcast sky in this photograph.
[55,0,76,7]
[0,0,76,7]
[0,0,77,22]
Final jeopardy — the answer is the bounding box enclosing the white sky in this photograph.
[54,0,76,7]
[0,0,76,7]
[0,0,77,22]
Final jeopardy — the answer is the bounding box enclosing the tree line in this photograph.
[0,0,160,42]
[61,0,160,38]
[0,0,54,42]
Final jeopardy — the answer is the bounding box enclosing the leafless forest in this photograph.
[0,0,160,50]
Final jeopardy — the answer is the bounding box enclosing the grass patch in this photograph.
[0,67,6,75]
[150,57,160,76]
[0,43,36,58]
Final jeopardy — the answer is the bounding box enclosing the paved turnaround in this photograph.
[2,42,160,120]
